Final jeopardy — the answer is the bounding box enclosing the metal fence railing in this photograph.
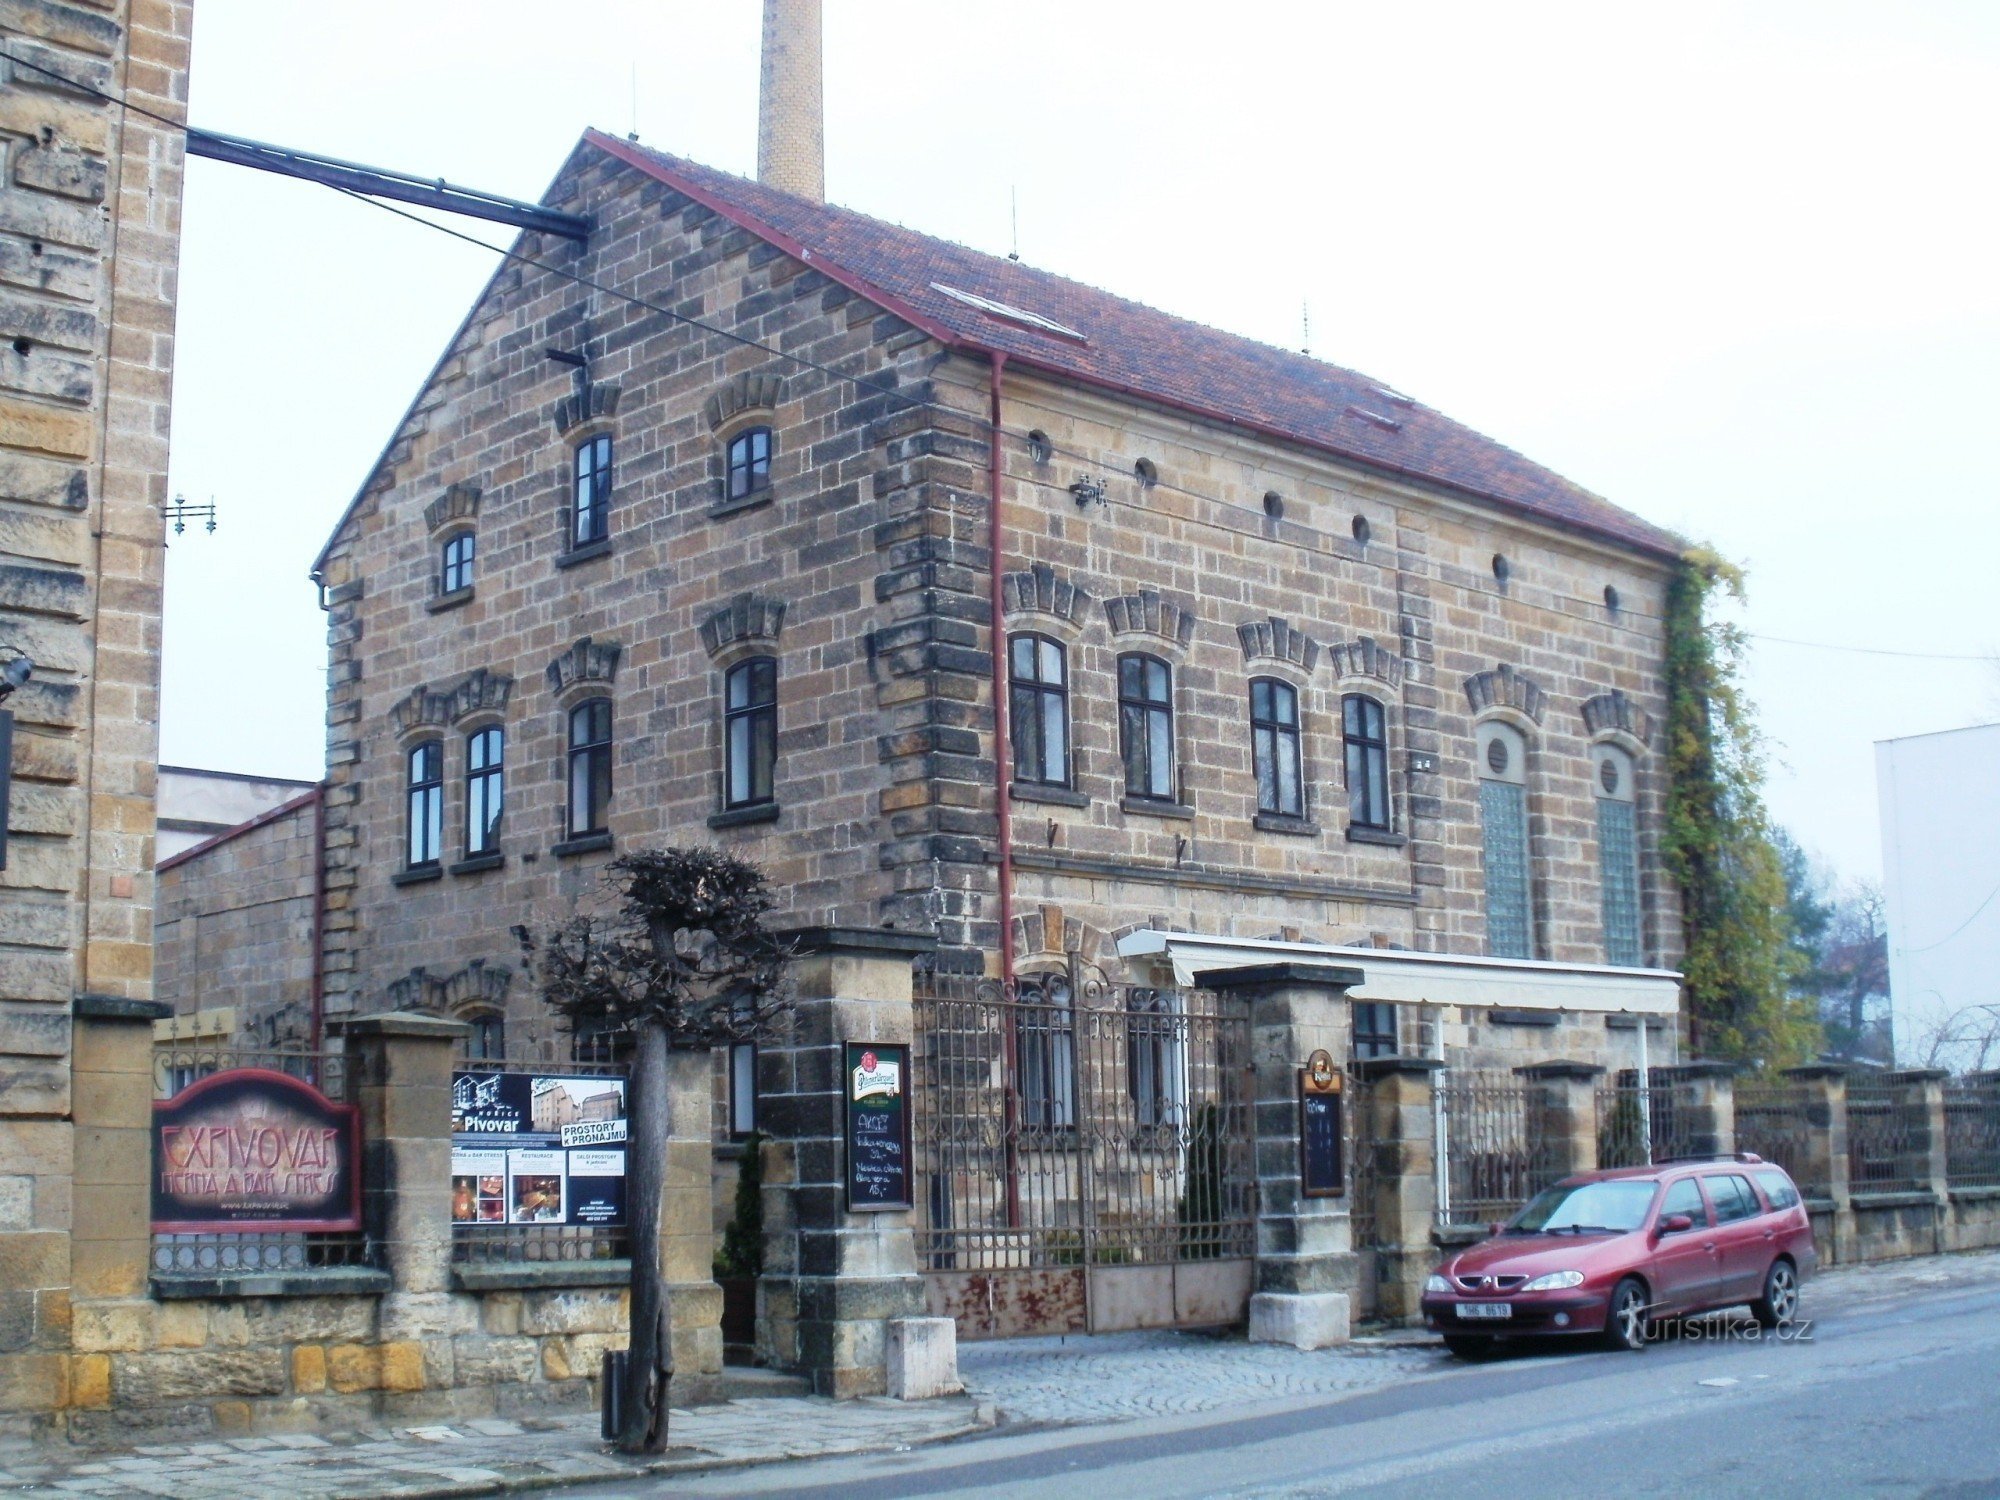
[150,1044,377,1276]
[1944,1078,2000,1190]
[1734,1078,1821,1195]
[1846,1081,1927,1195]
[1439,1071,1559,1225]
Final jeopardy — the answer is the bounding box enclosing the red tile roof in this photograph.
[591,132,1682,560]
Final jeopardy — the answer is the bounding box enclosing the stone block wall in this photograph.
[0,0,189,1433]
[153,789,319,1045]
[313,142,976,1053]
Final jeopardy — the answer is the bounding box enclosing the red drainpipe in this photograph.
[308,781,328,1063]
[987,352,1015,986]
[987,352,1023,1233]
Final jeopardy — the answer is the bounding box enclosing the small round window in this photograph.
[1352,515,1371,545]
[1600,757,1620,794]
[1492,554,1511,585]
[1027,429,1053,464]
[1134,457,1158,490]
[1604,584,1621,614]
[1263,490,1284,519]
[1487,737,1510,775]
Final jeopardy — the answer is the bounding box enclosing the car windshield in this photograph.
[1508,1179,1658,1235]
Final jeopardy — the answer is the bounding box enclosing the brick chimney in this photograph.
[758,0,825,202]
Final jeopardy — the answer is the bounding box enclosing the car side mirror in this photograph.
[1487,1221,1504,1237]
[1659,1213,1694,1235]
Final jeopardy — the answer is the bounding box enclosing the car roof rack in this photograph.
[1653,1151,1766,1166]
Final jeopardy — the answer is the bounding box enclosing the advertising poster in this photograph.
[152,1068,362,1233]
[844,1041,912,1211]
[450,1071,627,1228]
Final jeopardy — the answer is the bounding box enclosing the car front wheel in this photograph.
[1751,1259,1799,1328]
[1603,1277,1649,1352]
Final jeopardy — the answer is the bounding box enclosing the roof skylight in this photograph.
[930,283,1087,343]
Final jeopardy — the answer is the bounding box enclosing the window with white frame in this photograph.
[1477,721,1534,960]
[1593,743,1643,967]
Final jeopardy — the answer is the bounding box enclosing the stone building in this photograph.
[0,0,191,1430]
[301,127,1686,1070]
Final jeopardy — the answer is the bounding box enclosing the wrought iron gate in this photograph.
[912,958,1256,1339]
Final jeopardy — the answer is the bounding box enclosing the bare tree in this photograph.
[517,848,791,1454]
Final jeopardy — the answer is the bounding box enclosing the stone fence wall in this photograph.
[1350,1058,2000,1323]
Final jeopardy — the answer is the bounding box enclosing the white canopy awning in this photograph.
[1114,930,1682,1016]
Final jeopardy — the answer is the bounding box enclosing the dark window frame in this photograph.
[1009,632,1072,789]
[405,739,443,870]
[566,697,614,838]
[1117,652,1176,802]
[463,1012,506,1063]
[1341,693,1391,831]
[440,531,475,594]
[1013,972,1076,1132]
[722,656,779,810]
[572,432,613,547]
[725,425,773,502]
[728,1042,758,1139]
[1351,1001,1398,1059]
[1250,676,1304,818]
[465,724,504,857]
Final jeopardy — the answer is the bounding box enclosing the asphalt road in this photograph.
[582,1261,2000,1499]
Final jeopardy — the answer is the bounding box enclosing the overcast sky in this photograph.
[158,0,2000,886]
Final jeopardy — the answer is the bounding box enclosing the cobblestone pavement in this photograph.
[0,1394,994,1499]
[959,1328,1446,1426]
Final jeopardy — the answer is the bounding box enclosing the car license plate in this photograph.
[1456,1302,1511,1320]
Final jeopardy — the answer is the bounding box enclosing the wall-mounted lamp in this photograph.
[1069,476,1106,510]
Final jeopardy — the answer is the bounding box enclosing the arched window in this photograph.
[1118,653,1175,802]
[572,432,613,547]
[725,425,773,502]
[1342,694,1390,831]
[465,725,504,856]
[440,532,475,595]
[723,656,778,809]
[406,740,443,869]
[567,698,613,837]
[1594,744,1643,966]
[1014,972,1075,1131]
[1477,721,1533,959]
[464,1012,506,1062]
[1250,677,1303,818]
[1009,633,1070,788]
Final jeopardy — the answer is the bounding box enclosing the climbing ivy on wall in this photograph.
[1661,547,1818,1067]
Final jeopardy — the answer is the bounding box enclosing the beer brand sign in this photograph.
[151,1069,362,1233]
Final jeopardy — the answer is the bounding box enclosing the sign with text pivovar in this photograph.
[450,1071,628,1228]
[844,1041,912,1211]
[151,1068,362,1232]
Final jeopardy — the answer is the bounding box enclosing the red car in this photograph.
[1420,1153,1816,1357]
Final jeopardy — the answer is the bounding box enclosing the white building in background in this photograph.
[1876,723,2000,1070]
[155,765,317,861]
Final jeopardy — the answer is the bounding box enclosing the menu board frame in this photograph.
[843,1041,912,1213]
[1298,1060,1345,1200]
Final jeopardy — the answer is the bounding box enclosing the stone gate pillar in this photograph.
[1206,962,1365,1350]
[757,928,952,1399]
[1783,1064,1853,1263]
[1659,1061,1739,1157]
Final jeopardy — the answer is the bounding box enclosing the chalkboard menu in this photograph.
[1299,1067,1345,1199]
[844,1041,912,1212]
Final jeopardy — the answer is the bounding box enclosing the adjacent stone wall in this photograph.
[154,790,319,1045]
[0,0,190,1433]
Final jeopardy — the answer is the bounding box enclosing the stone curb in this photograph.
[321,1402,998,1500]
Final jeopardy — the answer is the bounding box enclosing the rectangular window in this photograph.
[729,1043,758,1138]
[1597,797,1643,967]
[441,532,475,594]
[1352,1001,1398,1059]
[1127,989,1186,1128]
[567,698,613,837]
[1342,694,1390,830]
[406,740,443,868]
[465,726,504,856]
[723,657,778,808]
[1250,677,1303,817]
[1480,778,1533,959]
[1118,654,1176,801]
[1014,978,1076,1131]
[573,433,613,547]
[1009,634,1070,788]
[726,426,773,501]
